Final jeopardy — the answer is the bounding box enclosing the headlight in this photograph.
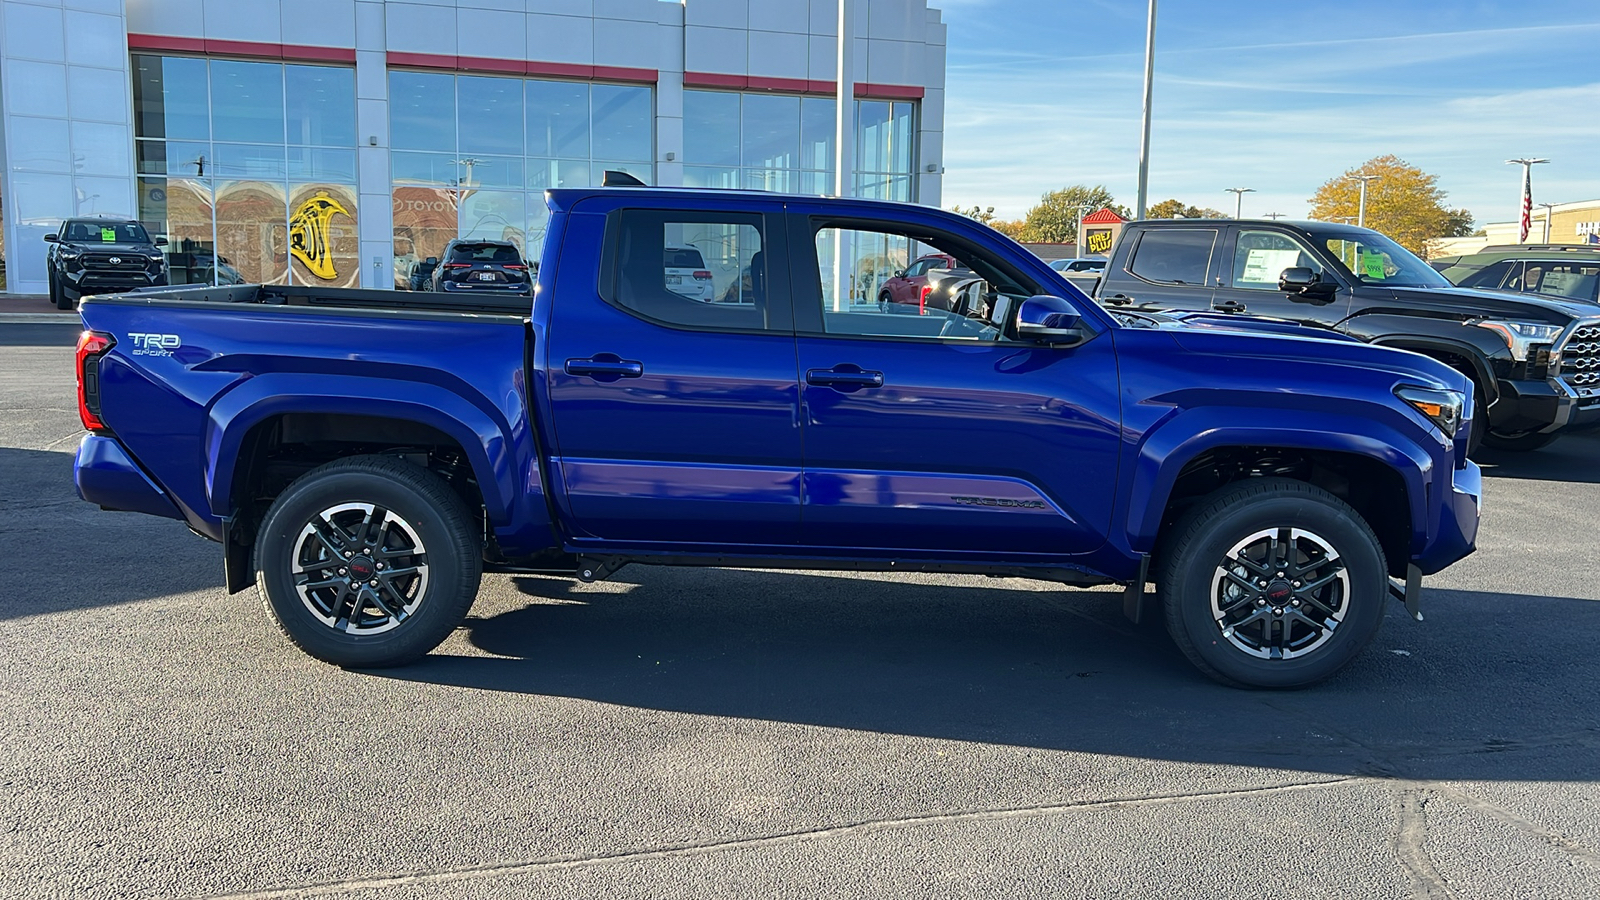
[1395,385,1464,437]
[1474,320,1564,361]
[59,247,80,260]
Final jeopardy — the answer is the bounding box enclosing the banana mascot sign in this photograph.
[289,191,351,281]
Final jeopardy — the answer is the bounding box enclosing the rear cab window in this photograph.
[450,243,522,263]
[1127,228,1219,286]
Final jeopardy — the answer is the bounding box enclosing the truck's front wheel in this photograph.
[1159,478,1386,688]
[254,455,482,667]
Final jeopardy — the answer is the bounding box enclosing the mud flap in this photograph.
[1387,563,1424,621]
[1122,554,1151,624]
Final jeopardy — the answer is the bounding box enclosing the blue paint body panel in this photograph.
[75,186,1480,587]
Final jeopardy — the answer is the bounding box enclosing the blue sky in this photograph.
[939,0,1600,225]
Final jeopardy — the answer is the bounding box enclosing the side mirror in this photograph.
[1279,267,1337,297]
[425,257,438,264]
[43,233,58,243]
[154,237,167,246]
[1017,295,1089,346]
[893,269,906,279]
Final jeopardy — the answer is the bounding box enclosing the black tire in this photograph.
[54,278,75,310]
[1481,428,1557,452]
[254,455,482,667]
[1158,478,1387,689]
[47,273,59,307]
[1466,380,1487,457]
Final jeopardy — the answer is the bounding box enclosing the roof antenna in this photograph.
[602,170,647,187]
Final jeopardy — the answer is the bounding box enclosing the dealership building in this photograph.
[0,0,948,294]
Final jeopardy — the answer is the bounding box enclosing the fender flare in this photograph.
[1124,406,1437,558]
[204,372,528,532]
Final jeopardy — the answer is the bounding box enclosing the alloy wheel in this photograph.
[1210,527,1349,660]
[291,502,430,635]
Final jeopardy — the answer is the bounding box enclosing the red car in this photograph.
[878,253,962,309]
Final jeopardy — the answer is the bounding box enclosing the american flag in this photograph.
[1519,165,1533,242]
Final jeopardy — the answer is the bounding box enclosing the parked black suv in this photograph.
[45,218,168,309]
[428,240,531,295]
[1091,219,1600,452]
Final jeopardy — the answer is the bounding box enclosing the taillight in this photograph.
[919,284,933,315]
[693,270,712,281]
[443,263,471,269]
[76,331,114,433]
[503,263,528,270]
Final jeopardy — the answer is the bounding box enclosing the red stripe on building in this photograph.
[685,72,924,100]
[389,52,656,84]
[128,34,355,64]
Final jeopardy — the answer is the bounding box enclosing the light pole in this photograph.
[1134,0,1157,219]
[1537,202,1556,243]
[1352,173,1379,228]
[1506,158,1549,242]
[1264,212,1285,220]
[1074,203,1094,258]
[1225,187,1254,219]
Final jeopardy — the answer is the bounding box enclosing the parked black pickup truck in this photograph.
[1091,219,1600,452]
[45,218,168,310]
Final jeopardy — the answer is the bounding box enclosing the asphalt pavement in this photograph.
[2,323,1598,898]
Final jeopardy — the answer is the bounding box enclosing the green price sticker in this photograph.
[100,227,116,242]
[1360,252,1386,280]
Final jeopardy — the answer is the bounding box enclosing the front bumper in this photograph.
[64,268,167,296]
[74,435,183,520]
[1414,460,1481,576]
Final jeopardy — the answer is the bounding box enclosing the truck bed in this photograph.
[113,283,533,317]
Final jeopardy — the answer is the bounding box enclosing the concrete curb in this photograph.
[0,314,82,324]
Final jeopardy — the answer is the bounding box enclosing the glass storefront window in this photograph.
[285,65,356,147]
[132,55,209,141]
[390,72,653,275]
[134,56,359,287]
[527,80,590,158]
[211,61,287,144]
[390,71,456,152]
[458,76,524,157]
[683,91,916,202]
[592,84,653,163]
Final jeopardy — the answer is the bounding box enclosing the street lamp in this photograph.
[1537,202,1556,243]
[1073,203,1094,258]
[1264,212,1286,220]
[1135,0,1157,219]
[1352,173,1379,228]
[1225,187,1254,219]
[1506,158,1549,242]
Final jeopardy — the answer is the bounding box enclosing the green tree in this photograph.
[1018,185,1127,243]
[952,203,1025,239]
[1146,198,1227,219]
[1308,155,1475,257]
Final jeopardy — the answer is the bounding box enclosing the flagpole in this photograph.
[1506,158,1549,244]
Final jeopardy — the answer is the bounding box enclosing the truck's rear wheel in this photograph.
[1159,478,1386,688]
[1482,428,1557,452]
[254,455,482,667]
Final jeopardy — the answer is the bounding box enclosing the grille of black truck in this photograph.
[81,252,151,272]
[1558,323,1600,393]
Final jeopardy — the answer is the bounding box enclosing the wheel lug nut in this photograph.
[1256,598,1267,606]
[344,551,353,558]
[369,579,379,586]
[337,568,346,575]
[1291,599,1301,607]
[1292,580,1302,587]
[375,562,385,570]
[1273,608,1283,616]
[1276,571,1285,578]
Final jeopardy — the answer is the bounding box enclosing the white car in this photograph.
[664,245,715,301]
[1049,256,1108,274]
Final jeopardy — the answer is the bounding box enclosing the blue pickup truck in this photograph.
[72,186,1481,688]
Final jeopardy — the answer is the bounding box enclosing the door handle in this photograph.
[1214,300,1247,314]
[1105,293,1133,306]
[806,366,885,391]
[565,355,643,379]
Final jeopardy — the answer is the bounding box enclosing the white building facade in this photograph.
[0,0,947,293]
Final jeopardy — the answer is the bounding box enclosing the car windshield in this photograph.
[64,221,149,244]
[1308,229,1450,288]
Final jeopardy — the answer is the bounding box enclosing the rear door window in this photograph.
[1128,229,1218,285]
[1455,260,1516,290]
[602,209,779,331]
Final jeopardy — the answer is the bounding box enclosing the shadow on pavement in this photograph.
[0,447,218,619]
[0,322,83,346]
[1474,430,1600,484]
[370,566,1600,782]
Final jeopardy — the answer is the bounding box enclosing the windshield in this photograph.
[64,221,149,244]
[1308,229,1449,288]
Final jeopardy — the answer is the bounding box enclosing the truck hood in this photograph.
[1382,285,1596,325]
[59,241,158,254]
[1114,309,1362,343]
